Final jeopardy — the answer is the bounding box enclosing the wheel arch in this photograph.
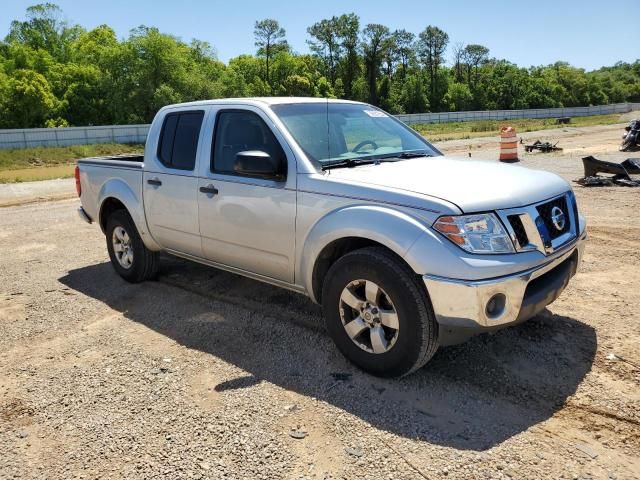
[300,205,433,303]
[97,179,161,251]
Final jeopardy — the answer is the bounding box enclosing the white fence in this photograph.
[1,102,639,150]
[0,124,149,150]
[396,102,640,125]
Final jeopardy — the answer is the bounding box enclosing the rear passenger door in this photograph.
[143,109,205,257]
[197,107,297,283]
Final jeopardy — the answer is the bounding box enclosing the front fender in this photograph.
[98,179,161,251]
[299,205,433,302]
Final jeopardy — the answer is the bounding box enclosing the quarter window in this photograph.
[157,111,204,170]
[212,110,286,177]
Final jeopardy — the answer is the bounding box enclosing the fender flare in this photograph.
[298,205,433,303]
[98,179,161,251]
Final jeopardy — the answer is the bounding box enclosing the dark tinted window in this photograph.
[157,111,204,170]
[212,110,286,176]
[158,114,178,165]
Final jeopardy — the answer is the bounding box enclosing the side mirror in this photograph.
[234,151,284,179]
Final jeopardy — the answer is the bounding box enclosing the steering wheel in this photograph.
[352,140,379,152]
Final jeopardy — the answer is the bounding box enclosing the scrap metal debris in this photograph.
[575,156,640,187]
[522,139,563,153]
[620,119,640,152]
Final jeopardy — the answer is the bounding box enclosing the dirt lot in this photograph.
[1,124,638,479]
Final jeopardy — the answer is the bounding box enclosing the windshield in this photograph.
[271,102,441,168]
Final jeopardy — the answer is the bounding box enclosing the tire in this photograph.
[105,209,158,283]
[321,247,438,377]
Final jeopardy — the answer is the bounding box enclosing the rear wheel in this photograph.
[322,247,439,377]
[106,210,158,283]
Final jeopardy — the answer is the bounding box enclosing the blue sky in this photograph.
[3,0,638,70]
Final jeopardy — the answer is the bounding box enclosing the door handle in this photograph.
[147,178,162,186]
[199,184,218,195]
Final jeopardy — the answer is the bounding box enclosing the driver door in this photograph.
[197,107,297,283]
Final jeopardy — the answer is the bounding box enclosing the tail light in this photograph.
[74,165,81,197]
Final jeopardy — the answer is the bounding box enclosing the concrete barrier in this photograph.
[0,124,149,150]
[1,102,639,150]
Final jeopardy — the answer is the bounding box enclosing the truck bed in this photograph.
[77,154,145,225]
[77,154,144,169]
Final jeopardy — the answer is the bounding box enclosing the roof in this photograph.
[159,97,366,110]
[248,97,363,106]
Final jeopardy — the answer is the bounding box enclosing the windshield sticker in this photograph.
[363,110,388,118]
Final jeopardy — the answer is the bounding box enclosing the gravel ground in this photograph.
[0,178,74,207]
[1,124,639,479]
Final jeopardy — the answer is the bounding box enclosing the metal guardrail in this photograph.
[0,103,638,150]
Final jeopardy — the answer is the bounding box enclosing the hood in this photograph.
[325,156,570,212]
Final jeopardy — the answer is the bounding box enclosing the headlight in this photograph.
[433,213,515,254]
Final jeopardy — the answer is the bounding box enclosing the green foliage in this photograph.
[1,69,58,127]
[1,3,639,128]
[254,19,288,90]
[417,26,449,110]
[362,23,390,105]
[444,82,473,111]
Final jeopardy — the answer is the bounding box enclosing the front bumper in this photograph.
[423,229,586,336]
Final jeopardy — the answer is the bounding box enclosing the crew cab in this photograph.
[76,97,587,377]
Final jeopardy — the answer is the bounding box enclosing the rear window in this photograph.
[158,111,204,170]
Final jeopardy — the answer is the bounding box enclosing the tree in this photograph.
[254,19,288,91]
[381,34,398,77]
[284,74,313,96]
[307,17,341,86]
[462,44,489,87]
[399,73,429,113]
[48,63,108,125]
[6,3,83,62]
[1,4,640,128]
[444,82,473,111]
[393,29,415,77]
[335,13,360,99]
[451,42,465,82]
[361,24,391,105]
[0,69,57,127]
[127,26,194,122]
[417,25,449,110]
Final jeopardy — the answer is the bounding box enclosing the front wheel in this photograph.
[322,247,438,377]
[106,210,158,283]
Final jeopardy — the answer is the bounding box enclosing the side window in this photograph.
[212,110,286,177]
[157,111,204,170]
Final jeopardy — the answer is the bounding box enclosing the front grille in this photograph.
[507,215,528,248]
[536,196,570,240]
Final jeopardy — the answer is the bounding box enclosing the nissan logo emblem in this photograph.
[550,206,566,231]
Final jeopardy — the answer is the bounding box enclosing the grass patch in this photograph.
[0,143,143,172]
[412,113,625,142]
[0,164,77,183]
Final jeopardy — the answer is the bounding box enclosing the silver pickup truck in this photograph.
[76,97,587,377]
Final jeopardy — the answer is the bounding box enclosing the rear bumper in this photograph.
[78,207,92,224]
[423,229,586,339]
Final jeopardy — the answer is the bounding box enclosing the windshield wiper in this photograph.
[321,151,432,171]
[321,157,384,170]
[378,151,433,160]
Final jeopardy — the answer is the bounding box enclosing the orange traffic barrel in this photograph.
[499,126,519,162]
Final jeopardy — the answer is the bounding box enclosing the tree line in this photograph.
[1,3,639,128]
